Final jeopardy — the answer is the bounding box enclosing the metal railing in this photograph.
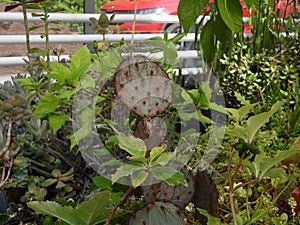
[0,12,297,69]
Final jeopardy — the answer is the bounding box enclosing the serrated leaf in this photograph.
[33,93,60,118]
[47,62,70,83]
[117,133,146,158]
[49,114,69,134]
[69,46,91,82]
[28,190,111,225]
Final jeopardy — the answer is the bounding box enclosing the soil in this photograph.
[0,3,83,77]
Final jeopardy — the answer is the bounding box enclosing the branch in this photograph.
[104,186,134,225]
[0,120,12,158]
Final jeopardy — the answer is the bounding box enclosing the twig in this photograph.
[104,186,134,225]
[0,120,12,158]
[131,0,138,45]
[0,159,13,189]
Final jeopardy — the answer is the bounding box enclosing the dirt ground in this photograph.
[0,3,83,77]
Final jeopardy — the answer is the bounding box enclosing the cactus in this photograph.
[114,56,173,117]
[129,202,185,225]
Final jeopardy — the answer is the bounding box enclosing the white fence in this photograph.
[0,13,202,67]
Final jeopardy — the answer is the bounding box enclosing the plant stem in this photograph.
[104,186,134,225]
[131,0,138,45]
[21,0,33,75]
[0,120,12,158]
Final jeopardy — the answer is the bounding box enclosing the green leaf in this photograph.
[178,0,209,33]
[69,45,91,83]
[197,208,226,225]
[33,93,61,118]
[131,169,148,187]
[243,0,260,10]
[151,166,185,185]
[248,209,266,224]
[246,101,284,143]
[47,62,70,83]
[264,167,286,179]
[117,133,146,158]
[93,176,112,190]
[149,145,167,164]
[217,0,243,33]
[112,164,142,184]
[28,191,111,225]
[214,14,233,46]
[227,101,285,143]
[41,178,57,187]
[200,20,217,63]
[258,148,300,179]
[164,171,188,186]
[48,114,69,134]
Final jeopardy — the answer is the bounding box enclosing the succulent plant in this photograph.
[114,56,173,118]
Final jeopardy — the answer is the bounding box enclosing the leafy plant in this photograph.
[28,190,112,225]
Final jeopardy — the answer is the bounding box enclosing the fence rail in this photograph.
[0,12,297,69]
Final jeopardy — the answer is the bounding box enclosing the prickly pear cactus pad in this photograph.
[129,202,185,225]
[114,56,173,117]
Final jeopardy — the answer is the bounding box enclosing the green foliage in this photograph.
[227,101,285,143]
[28,190,111,225]
[112,133,186,188]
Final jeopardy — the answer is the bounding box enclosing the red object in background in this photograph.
[100,0,299,34]
[292,187,300,213]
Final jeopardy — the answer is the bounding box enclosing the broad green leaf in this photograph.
[33,93,61,118]
[117,133,146,158]
[259,148,300,179]
[264,167,286,179]
[48,114,69,134]
[93,176,112,190]
[28,190,111,225]
[200,20,217,63]
[47,62,70,83]
[27,201,81,225]
[149,145,167,164]
[151,166,184,184]
[73,191,111,224]
[217,0,243,33]
[214,14,233,46]
[178,0,209,33]
[69,45,91,82]
[164,171,188,187]
[131,169,149,187]
[150,151,174,166]
[112,164,142,184]
[14,77,43,91]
